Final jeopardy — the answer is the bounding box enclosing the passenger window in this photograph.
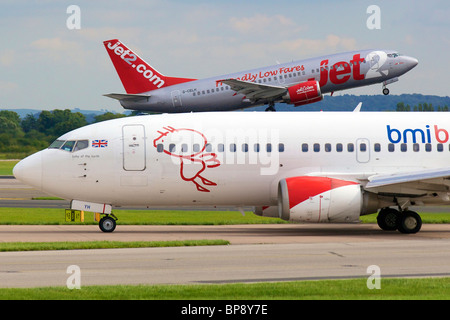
[156,144,164,153]
[360,143,367,152]
[374,143,381,152]
[230,144,236,152]
[169,144,176,152]
[242,143,248,152]
[266,143,272,152]
[61,140,76,152]
[325,143,331,152]
[193,144,200,153]
[425,143,432,152]
[413,143,419,152]
[347,143,354,152]
[278,143,284,152]
[254,143,260,152]
[336,143,343,152]
[314,143,320,152]
[205,143,212,152]
[437,144,443,152]
[388,143,395,152]
[218,143,224,152]
[302,143,308,152]
[401,143,407,152]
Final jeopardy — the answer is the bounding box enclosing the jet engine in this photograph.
[278,176,363,223]
[283,80,323,106]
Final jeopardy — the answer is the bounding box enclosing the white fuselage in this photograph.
[13,112,450,210]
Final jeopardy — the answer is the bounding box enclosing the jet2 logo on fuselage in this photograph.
[153,126,220,192]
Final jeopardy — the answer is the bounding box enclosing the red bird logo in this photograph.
[153,126,220,192]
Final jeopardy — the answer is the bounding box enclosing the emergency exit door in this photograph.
[123,125,146,171]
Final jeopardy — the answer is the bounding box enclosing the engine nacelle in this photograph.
[254,206,279,218]
[278,176,362,223]
[283,80,323,106]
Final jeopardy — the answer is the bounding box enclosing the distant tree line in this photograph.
[396,102,449,112]
[0,109,126,157]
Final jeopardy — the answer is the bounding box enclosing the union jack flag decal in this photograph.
[92,139,108,148]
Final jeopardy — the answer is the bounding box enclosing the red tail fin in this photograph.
[103,39,195,94]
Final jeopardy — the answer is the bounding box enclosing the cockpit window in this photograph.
[387,52,401,58]
[61,140,76,152]
[49,140,65,149]
[48,139,90,152]
[73,140,89,152]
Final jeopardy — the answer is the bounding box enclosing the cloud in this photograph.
[0,50,15,67]
[230,14,301,35]
[0,80,18,94]
[30,37,87,65]
[278,34,357,56]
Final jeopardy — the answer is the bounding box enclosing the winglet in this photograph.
[353,102,362,112]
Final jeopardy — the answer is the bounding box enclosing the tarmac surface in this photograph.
[1,177,450,288]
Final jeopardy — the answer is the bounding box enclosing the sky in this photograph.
[0,0,448,113]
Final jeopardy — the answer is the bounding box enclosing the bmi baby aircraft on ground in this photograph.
[103,39,418,112]
[13,111,450,233]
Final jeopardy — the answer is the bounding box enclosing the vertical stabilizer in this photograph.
[103,39,195,94]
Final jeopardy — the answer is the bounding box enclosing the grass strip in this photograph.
[0,278,448,300]
[0,240,229,252]
[0,207,286,225]
[0,207,449,225]
[0,160,18,175]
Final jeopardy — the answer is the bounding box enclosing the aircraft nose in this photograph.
[404,56,418,70]
[13,152,43,190]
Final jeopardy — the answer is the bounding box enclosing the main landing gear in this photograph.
[99,213,118,233]
[376,208,422,234]
[265,101,276,112]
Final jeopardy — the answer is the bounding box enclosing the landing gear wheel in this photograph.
[265,101,276,112]
[99,216,116,233]
[382,88,390,95]
[377,208,400,231]
[398,211,422,234]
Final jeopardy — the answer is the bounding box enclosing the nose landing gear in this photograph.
[99,213,118,233]
[377,208,422,234]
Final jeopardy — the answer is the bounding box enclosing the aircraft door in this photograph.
[356,138,370,163]
[123,125,146,171]
[171,90,182,107]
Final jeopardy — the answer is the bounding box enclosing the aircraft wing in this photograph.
[217,79,287,101]
[364,167,450,197]
[104,93,151,102]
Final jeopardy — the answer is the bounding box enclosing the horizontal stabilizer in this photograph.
[103,93,151,102]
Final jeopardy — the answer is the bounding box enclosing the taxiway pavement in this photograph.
[1,177,449,288]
